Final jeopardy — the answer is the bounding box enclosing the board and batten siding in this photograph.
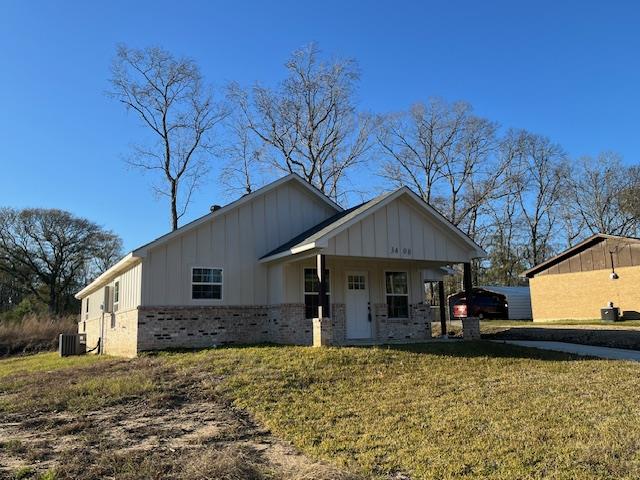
[534,238,640,276]
[81,262,142,321]
[141,181,338,307]
[324,197,472,263]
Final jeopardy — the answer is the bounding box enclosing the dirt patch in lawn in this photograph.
[0,356,358,480]
[482,324,640,350]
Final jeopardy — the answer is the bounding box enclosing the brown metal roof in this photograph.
[522,233,640,278]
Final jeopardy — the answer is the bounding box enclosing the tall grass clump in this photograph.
[0,314,77,356]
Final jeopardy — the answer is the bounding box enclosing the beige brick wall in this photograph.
[78,309,139,357]
[530,265,640,321]
[103,309,139,357]
[373,303,432,343]
[81,316,101,353]
[78,301,435,356]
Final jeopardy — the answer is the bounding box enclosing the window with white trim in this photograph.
[304,268,330,319]
[192,268,223,300]
[113,281,120,311]
[385,271,409,318]
[347,274,366,290]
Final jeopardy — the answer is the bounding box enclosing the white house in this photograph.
[76,174,485,356]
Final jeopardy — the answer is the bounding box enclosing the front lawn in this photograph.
[169,343,640,479]
[4,343,640,479]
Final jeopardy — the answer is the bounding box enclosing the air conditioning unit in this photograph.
[59,333,87,356]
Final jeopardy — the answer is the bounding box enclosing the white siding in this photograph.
[81,262,142,321]
[142,181,338,306]
[289,257,429,305]
[326,197,472,263]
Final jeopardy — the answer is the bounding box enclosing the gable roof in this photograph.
[132,173,342,257]
[522,233,640,278]
[76,173,341,298]
[260,186,486,262]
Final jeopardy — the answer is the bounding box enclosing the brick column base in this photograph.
[312,317,332,347]
[462,317,481,340]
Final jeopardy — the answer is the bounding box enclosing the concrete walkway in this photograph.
[492,340,640,361]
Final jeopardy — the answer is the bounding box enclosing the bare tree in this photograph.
[219,114,266,196]
[515,134,566,267]
[563,153,640,237]
[229,43,372,202]
[376,98,503,241]
[376,99,469,203]
[110,45,227,231]
[0,208,123,314]
[438,115,500,232]
[481,130,529,285]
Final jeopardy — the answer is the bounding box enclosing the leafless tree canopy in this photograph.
[110,45,228,231]
[376,98,506,241]
[107,43,640,285]
[219,113,267,196]
[228,43,373,203]
[0,208,123,314]
[562,153,640,238]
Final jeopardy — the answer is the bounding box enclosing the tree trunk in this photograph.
[171,181,178,231]
[48,284,58,315]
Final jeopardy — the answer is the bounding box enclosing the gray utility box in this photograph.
[601,307,620,322]
[59,333,87,357]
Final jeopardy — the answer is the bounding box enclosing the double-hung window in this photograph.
[113,281,120,312]
[191,268,223,300]
[385,271,409,318]
[304,268,330,319]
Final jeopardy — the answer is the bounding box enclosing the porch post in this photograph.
[316,253,327,319]
[462,262,480,340]
[438,280,447,336]
[463,262,473,306]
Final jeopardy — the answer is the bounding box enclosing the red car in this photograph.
[448,288,509,320]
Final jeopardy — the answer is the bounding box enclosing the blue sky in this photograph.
[1,1,639,251]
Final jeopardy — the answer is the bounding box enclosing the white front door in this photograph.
[346,271,371,339]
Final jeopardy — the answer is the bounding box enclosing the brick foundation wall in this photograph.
[268,303,311,344]
[373,303,432,343]
[78,309,139,357]
[81,316,101,353]
[81,301,435,355]
[137,305,272,351]
[104,309,139,357]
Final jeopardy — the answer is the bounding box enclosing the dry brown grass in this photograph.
[0,353,360,480]
[0,314,77,356]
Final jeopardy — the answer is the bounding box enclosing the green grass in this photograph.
[167,343,640,479]
[0,354,156,413]
[0,352,106,379]
[6,346,640,479]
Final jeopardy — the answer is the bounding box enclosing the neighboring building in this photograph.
[76,174,485,357]
[523,234,640,322]
[479,286,532,320]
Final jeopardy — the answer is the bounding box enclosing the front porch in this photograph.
[277,253,478,346]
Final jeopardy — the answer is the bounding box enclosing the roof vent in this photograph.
[210,205,222,212]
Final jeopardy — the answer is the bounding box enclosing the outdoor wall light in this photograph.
[609,250,619,280]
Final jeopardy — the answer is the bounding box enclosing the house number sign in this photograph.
[390,246,412,257]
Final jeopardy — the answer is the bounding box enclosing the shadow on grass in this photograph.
[483,327,640,351]
[374,341,585,361]
[146,340,588,362]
